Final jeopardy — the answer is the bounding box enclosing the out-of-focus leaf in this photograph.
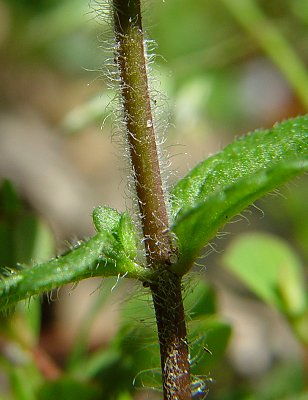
[222,232,306,318]
[67,278,121,371]
[0,180,22,267]
[256,360,306,400]
[62,93,114,134]
[18,299,41,346]
[14,215,55,265]
[9,366,37,400]
[0,180,21,215]
[189,317,232,371]
[221,0,308,108]
[117,392,134,400]
[38,377,101,400]
[71,348,122,381]
[184,278,217,318]
[0,179,54,266]
[0,180,53,336]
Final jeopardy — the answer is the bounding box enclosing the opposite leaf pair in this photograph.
[0,115,307,313]
[94,115,308,277]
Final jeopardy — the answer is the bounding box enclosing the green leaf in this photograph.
[0,179,55,268]
[117,393,134,400]
[170,116,308,274]
[13,215,55,265]
[183,278,217,318]
[92,206,122,234]
[0,232,150,314]
[8,366,38,400]
[118,213,139,260]
[221,0,308,109]
[38,377,102,400]
[172,160,308,274]
[189,317,232,371]
[256,360,306,400]
[93,206,139,260]
[1,201,150,314]
[0,360,41,400]
[0,179,22,215]
[222,232,307,318]
[171,116,308,218]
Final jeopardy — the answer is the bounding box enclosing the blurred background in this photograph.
[0,0,307,399]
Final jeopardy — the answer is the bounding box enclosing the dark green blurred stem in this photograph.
[112,1,191,398]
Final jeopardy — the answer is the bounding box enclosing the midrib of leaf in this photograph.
[171,116,308,219]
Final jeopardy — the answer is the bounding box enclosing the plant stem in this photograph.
[151,271,191,399]
[112,0,171,267]
[112,1,191,398]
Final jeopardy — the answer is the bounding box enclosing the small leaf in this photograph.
[93,207,139,261]
[222,232,307,318]
[172,160,308,274]
[118,212,138,260]
[92,206,121,234]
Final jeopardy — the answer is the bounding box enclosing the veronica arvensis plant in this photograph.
[1,1,308,399]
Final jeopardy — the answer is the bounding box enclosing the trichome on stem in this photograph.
[111,0,192,398]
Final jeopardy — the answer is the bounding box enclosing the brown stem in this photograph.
[151,271,191,400]
[112,1,191,398]
[113,0,171,267]
[31,346,61,381]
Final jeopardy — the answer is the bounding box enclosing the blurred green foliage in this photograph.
[2,0,308,127]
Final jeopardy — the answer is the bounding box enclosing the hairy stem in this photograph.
[112,0,191,398]
[113,0,171,267]
[151,271,191,400]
